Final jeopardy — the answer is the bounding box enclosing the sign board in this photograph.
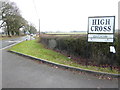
[88,34,113,42]
[88,16,115,42]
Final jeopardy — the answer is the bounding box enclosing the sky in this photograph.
[9,0,119,32]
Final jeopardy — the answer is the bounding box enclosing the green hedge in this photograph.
[40,34,120,68]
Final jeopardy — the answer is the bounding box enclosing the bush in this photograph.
[40,34,120,68]
[116,32,120,66]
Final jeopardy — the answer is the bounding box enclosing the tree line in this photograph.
[0,0,37,36]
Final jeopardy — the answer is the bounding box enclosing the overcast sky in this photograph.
[10,0,119,32]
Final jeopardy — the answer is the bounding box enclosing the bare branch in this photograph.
[0,21,5,28]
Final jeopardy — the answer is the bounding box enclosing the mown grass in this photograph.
[9,40,119,74]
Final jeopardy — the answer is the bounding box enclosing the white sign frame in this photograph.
[87,16,115,43]
[88,34,114,42]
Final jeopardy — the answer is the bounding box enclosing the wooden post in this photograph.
[39,19,40,37]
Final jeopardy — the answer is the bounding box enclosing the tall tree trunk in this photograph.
[11,31,14,36]
[7,30,10,37]
[24,30,26,35]
[6,22,11,36]
[16,31,19,36]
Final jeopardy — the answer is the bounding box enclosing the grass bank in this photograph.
[9,40,119,74]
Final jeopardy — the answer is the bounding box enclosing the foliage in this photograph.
[40,34,120,70]
[29,24,37,34]
[0,0,37,36]
[116,31,120,67]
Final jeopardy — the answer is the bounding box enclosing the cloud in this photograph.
[10,0,119,32]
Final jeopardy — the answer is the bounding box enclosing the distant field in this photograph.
[46,32,87,35]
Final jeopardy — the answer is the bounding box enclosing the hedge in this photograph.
[40,34,120,69]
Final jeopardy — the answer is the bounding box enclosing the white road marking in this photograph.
[0,40,23,50]
[5,41,21,43]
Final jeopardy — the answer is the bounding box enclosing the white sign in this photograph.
[88,16,115,34]
[88,34,114,42]
[110,46,116,53]
[88,16,115,42]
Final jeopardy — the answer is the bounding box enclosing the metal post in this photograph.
[86,18,89,67]
[110,52,113,70]
[110,42,115,71]
[110,16,115,71]
[85,34,89,67]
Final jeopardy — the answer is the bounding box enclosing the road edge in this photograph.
[8,50,120,78]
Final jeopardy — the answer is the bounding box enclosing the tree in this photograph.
[1,1,18,36]
[0,0,28,36]
[29,24,37,34]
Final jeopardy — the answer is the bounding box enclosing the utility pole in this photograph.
[33,0,40,37]
[39,19,40,37]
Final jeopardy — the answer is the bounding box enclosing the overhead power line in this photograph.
[32,0,40,36]
[32,0,39,18]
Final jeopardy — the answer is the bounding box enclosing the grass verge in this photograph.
[0,35,25,40]
[9,39,119,74]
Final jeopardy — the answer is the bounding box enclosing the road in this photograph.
[0,36,27,49]
[1,37,119,88]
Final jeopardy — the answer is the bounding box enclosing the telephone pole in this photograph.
[33,0,40,37]
[39,19,40,37]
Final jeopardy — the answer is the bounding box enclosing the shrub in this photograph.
[40,34,120,69]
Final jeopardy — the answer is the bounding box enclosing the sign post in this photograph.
[87,16,115,70]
